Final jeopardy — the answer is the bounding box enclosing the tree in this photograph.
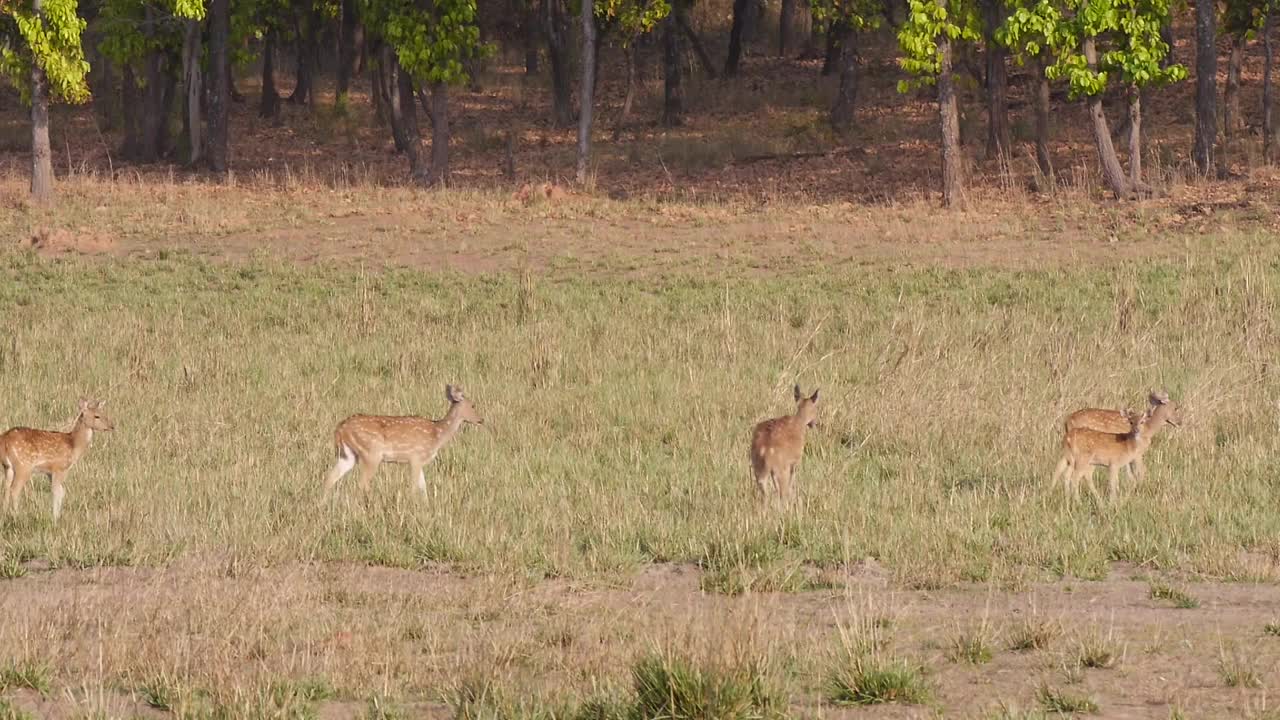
[998,0,1059,177]
[364,0,488,185]
[1193,0,1217,175]
[1,0,91,201]
[577,0,596,182]
[815,0,882,130]
[899,0,981,205]
[1005,0,1185,198]
[981,0,1011,159]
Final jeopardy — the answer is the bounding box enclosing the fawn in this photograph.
[750,385,819,499]
[1063,390,1180,483]
[1,398,115,520]
[323,384,484,497]
[1052,403,1174,502]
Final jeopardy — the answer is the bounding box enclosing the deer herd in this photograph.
[0,384,1181,520]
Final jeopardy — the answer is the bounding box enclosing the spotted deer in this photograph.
[1063,390,1180,483]
[1052,404,1171,502]
[323,385,484,497]
[1,398,115,520]
[750,385,819,499]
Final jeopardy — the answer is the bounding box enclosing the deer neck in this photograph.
[1141,405,1172,438]
[69,417,95,462]
[437,403,467,442]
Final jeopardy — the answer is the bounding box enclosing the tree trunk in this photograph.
[1033,53,1052,178]
[289,4,316,105]
[30,0,53,202]
[1127,84,1143,190]
[677,9,718,78]
[397,50,421,146]
[1083,37,1129,198]
[524,1,541,74]
[1266,9,1276,162]
[725,0,750,76]
[779,0,793,56]
[1224,32,1243,140]
[577,0,597,184]
[184,19,203,166]
[337,0,357,101]
[121,63,141,160]
[662,14,684,125]
[982,0,1010,161]
[378,47,428,181]
[822,21,842,75]
[207,0,230,173]
[829,24,858,131]
[1193,0,1217,176]
[616,41,638,137]
[1160,20,1175,67]
[260,30,280,118]
[428,82,450,186]
[937,0,963,207]
[544,0,573,127]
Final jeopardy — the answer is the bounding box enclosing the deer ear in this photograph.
[810,389,820,402]
[96,399,106,409]
[446,385,463,403]
[77,397,90,411]
[793,384,802,402]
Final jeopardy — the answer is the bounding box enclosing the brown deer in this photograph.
[1052,403,1174,503]
[1,398,115,520]
[750,385,819,499]
[323,385,484,497]
[1063,390,1180,483]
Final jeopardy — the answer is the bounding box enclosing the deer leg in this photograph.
[2,463,12,507]
[1081,467,1103,505]
[1131,457,1147,483]
[776,465,793,501]
[50,472,66,521]
[410,461,427,497]
[323,447,357,496]
[1052,456,1072,495]
[1107,465,1121,501]
[356,456,381,492]
[7,466,32,513]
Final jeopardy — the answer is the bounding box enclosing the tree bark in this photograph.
[982,0,1010,161]
[1224,32,1244,140]
[377,47,428,181]
[337,0,358,101]
[184,19,203,166]
[1266,8,1276,162]
[524,0,541,74]
[30,0,53,202]
[543,0,573,127]
[428,82,450,186]
[779,0,793,56]
[1193,0,1217,176]
[725,0,750,76]
[289,3,316,105]
[616,41,638,137]
[821,21,842,75]
[662,14,684,125]
[829,23,858,131]
[1083,37,1129,198]
[260,30,280,119]
[207,0,230,173]
[1160,20,1175,67]
[937,0,963,207]
[676,8,717,78]
[121,63,141,160]
[1127,84,1143,190]
[577,0,597,184]
[1033,53,1053,178]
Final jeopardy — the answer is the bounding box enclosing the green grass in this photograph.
[0,661,50,696]
[1150,583,1200,609]
[827,655,932,706]
[948,623,996,664]
[1037,686,1098,714]
[0,698,35,720]
[631,650,782,720]
[1219,651,1263,689]
[1264,622,1280,637]
[0,251,1276,587]
[1008,618,1061,652]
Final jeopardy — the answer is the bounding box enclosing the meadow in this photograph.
[1,174,1280,717]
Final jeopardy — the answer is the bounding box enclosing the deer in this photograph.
[323,384,484,497]
[750,384,819,500]
[1,398,115,521]
[1052,402,1176,503]
[1063,390,1181,484]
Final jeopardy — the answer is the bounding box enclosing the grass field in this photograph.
[2,175,1280,717]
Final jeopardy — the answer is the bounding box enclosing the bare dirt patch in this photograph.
[2,562,1277,717]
